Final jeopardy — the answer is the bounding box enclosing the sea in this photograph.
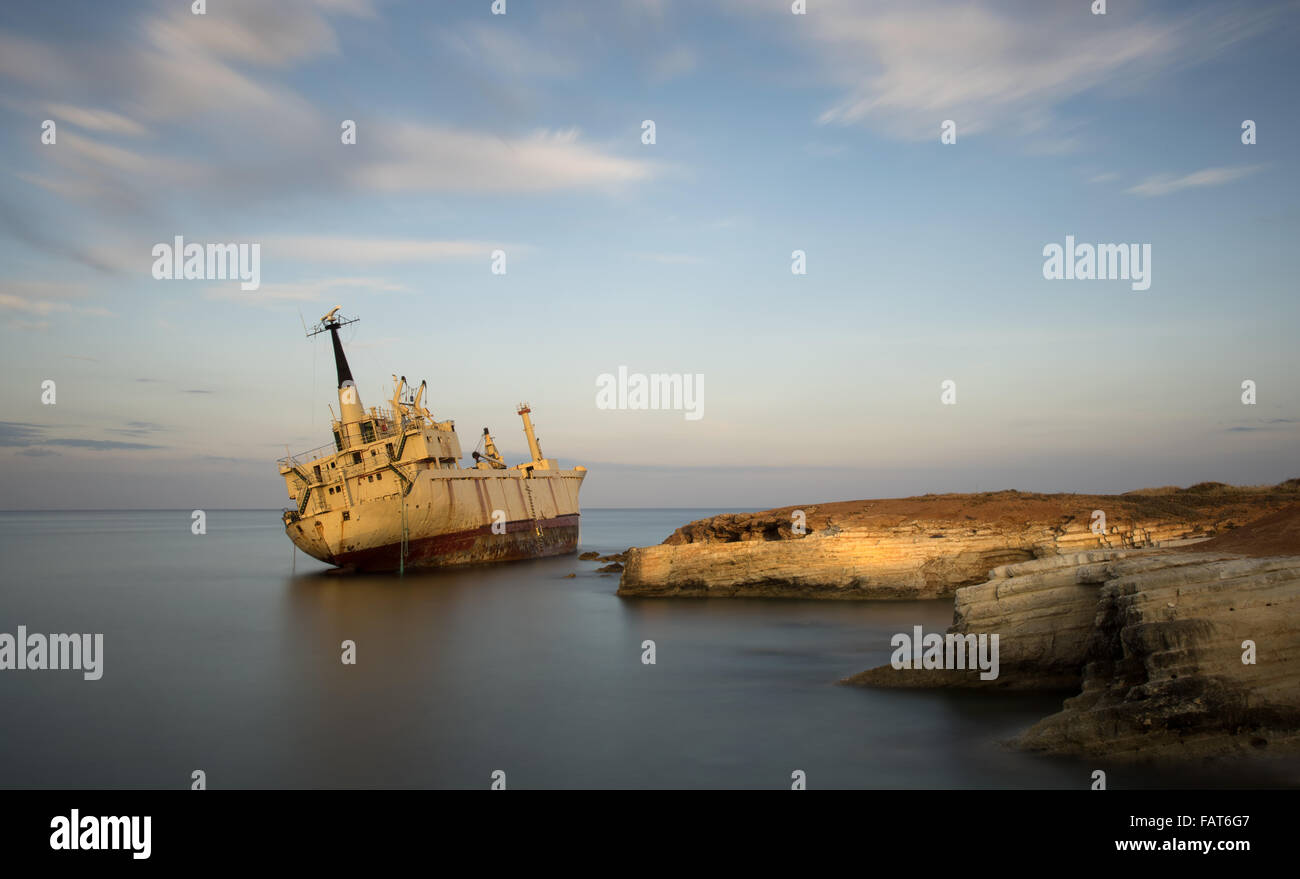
[0,509,1292,789]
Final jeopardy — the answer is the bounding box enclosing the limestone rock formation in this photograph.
[847,504,1300,759]
[618,487,1296,600]
[1017,553,1300,758]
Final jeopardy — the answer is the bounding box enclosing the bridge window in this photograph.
[360,421,376,443]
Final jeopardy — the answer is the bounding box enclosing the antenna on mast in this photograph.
[306,305,362,400]
[306,305,358,339]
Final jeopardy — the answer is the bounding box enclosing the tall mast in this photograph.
[308,307,364,444]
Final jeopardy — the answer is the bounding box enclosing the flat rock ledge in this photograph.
[845,545,1300,760]
[618,487,1298,600]
[619,519,1223,601]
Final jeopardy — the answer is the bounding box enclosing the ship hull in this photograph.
[284,467,585,574]
[334,515,578,572]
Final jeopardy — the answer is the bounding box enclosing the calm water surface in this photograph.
[0,509,1290,789]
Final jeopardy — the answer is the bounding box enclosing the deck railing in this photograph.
[278,408,422,469]
[277,442,337,470]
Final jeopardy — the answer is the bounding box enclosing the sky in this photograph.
[0,0,1297,510]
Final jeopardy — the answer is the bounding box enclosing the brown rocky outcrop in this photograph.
[618,486,1297,600]
[846,505,1300,759]
[1016,550,1300,758]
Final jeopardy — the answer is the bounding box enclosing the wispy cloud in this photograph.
[266,238,504,263]
[18,132,206,215]
[0,421,162,451]
[1126,165,1262,197]
[801,0,1172,139]
[0,422,45,446]
[438,24,580,78]
[2,0,652,232]
[0,194,143,274]
[207,276,407,303]
[143,0,374,70]
[106,421,168,439]
[43,437,164,451]
[45,103,148,136]
[355,125,653,193]
[1226,418,1299,433]
[740,0,1281,145]
[0,281,111,319]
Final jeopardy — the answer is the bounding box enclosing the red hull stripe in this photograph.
[331,514,581,572]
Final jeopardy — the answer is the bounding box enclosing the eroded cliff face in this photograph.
[620,491,1300,757]
[844,548,1152,689]
[846,506,1300,758]
[1017,554,1300,759]
[618,489,1294,600]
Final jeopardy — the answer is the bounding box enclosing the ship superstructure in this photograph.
[278,309,585,572]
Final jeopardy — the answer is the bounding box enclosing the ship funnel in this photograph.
[328,321,364,425]
[308,310,365,441]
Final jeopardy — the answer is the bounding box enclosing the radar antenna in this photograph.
[306,306,359,339]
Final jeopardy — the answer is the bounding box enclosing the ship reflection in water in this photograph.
[0,509,1293,789]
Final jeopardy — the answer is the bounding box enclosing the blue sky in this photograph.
[0,0,1297,510]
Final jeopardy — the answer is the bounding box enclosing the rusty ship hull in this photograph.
[279,309,586,574]
[333,516,579,571]
[284,467,585,573]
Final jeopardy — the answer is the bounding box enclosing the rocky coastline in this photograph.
[617,483,1300,760]
[847,504,1300,759]
[618,484,1298,600]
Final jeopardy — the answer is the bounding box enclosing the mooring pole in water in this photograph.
[399,492,407,576]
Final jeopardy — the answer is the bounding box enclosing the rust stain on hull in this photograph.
[324,515,580,573]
